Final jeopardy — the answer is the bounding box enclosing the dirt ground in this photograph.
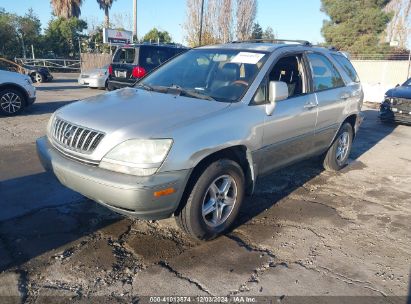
[0,74,410,303]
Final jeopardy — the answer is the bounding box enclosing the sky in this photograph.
[0,0,327,45]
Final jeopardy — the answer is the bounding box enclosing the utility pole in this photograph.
[199,0,205,46]
[407,50,411,80]
[133,0,138,42]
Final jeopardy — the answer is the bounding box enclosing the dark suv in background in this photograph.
[107,44,188,90]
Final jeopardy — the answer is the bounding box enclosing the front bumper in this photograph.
[379,103,411,124]
[36,136,190,220]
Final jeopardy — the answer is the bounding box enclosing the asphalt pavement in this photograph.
[0,74,410,303]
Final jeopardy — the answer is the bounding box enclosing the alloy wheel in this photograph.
[336,131,350,165]
[202,174,238,228]
[0,92,22,114]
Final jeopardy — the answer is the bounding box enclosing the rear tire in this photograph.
[323,122,353,171]
[0,88,25,116]
[175,159,245,241]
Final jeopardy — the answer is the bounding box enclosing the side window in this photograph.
[306,53,345,91]
[253,54,306,104]
[331,54,360,83]
[139,47,175,72]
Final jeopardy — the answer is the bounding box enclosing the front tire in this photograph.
[323,122,353,171]
[35,72,45,83]
[176,159,245,241]
[0,88,25,116]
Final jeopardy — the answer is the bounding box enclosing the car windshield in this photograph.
[138,49,268,102]
[403,78,411,86]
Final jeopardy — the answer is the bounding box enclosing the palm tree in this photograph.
[50,0,83,19]
[97,0,116,28]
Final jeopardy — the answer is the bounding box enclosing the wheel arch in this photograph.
[174,145,255,216]
[0,83,29,105]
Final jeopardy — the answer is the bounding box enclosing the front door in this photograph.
[257,53,318,175]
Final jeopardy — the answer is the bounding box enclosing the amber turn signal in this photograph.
[154,187,176,197]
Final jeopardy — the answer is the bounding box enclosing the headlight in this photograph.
[99,139,173,176]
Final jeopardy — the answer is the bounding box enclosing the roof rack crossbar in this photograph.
[231,39,312,46]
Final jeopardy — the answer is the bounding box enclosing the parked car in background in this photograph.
[23,64,53,83]
[107,44,188,91]
[37,40,363,240]
[0,58,53,83]
[380,78,411,124]
[78,64,109,89]
[0,70,36,116]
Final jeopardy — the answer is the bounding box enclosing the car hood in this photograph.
[385,86,411,99]
[55,87,231,139]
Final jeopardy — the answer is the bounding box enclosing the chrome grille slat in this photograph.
[59,122,67,141]
[81,131,92,150]
[87,132,100,152]
[75,129,85,149]
[69,127,78,146]
[51,118,105,154]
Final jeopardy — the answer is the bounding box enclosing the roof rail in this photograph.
[230,39,312,46]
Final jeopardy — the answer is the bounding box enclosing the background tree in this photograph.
[44,17,87,57]
[236,0,257,41]
[216,0,233,43]
[321,0,392,54]
[184,0,255,46]
[0,9,21,59]
[142,28,172,43]
[96,0,116,28]
[263,26,275,40]
[184,0,203,46]
[0,8,42,59]
[251,22,263,39]
[384,0,411,48]
[50,0,83,19]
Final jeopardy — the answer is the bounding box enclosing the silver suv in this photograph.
[37,40,363,240]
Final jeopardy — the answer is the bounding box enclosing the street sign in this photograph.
[103,28,133,45]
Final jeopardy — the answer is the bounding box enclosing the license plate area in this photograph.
[115,71,127,78]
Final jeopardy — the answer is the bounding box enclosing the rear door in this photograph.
[305,52,350,152]
[110,47,138,84]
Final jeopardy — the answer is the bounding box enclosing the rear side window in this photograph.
[307,53,345,92]
[331,54,360,83]
[113,48,136,64]
[139,47,178,72]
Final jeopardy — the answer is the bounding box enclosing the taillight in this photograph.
[132,66,146,78]
[108,65,113,75]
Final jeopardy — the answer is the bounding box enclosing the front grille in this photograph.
[51,118,105,154]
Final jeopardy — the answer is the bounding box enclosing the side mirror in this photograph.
[266,81,289,116]
[395,84,400,87]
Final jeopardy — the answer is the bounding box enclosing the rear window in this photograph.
[138,47,179,72]
[113,48,136,64]
[331,54,360,83]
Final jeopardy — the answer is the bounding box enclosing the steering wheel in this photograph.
[231,80,249,87]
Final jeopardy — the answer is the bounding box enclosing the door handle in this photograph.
[340,93,351,100]
[304,102,317,109]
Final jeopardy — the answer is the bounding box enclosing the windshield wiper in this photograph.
[167,85,215,101]
[135,83,154,91]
